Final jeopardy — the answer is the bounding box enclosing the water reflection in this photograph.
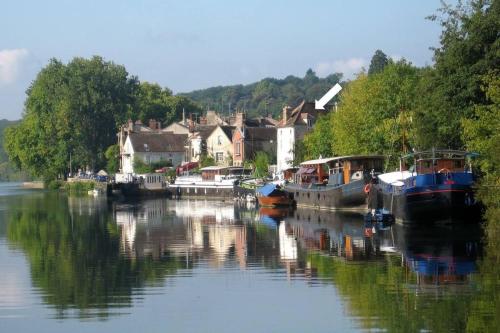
[1,192,497,332]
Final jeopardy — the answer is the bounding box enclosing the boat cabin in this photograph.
[404,150,473,175]
[200,166,252,182]
[294,156,384,186]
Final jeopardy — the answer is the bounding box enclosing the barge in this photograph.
[378,150,480,222]
[285,155,385,211]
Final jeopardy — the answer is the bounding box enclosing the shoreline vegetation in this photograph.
[1,2,498,212]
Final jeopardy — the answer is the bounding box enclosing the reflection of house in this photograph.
[279,222,298,261]
[121,132,187,174]
[277,101,328,172]
[206,125,235,166]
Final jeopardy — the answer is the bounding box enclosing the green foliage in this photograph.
[46,179,65,190]
[413,0,500,149]
[293,140,307,167]
[303,114,335,160]
[3,56,201,182]
[134,82,203,125]
[4,57,138,181]
[64,181,95,193]
[132,157,171,174]
[368,49,389,75]
[462,72,500,178]
[199,154,215,168]
[6,194,182,319]
[315,61,420,168]
[104,144,120,174]
[253,151,269,178]
[183,69,344,119]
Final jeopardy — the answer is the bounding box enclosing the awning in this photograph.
[257,183,279,196]
[297,167,316,175]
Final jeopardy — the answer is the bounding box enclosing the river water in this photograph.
[0,183,497,332]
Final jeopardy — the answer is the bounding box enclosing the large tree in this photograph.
[4,56,138,180]
[413,0,500,149]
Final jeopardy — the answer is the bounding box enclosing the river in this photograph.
[0,183,497,332]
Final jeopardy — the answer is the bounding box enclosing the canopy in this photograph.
[257,183,280,196]
[296,167,316,175]
[97,170,108,176]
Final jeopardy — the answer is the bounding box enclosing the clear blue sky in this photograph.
[0,0,450,120]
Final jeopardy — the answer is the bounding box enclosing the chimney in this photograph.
[282,105,292,124]
[127,119,133,131]
[235,112,245,128]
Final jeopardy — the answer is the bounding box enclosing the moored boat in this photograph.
[378,149,480,222]
[284,155,385,211]
[169,166,251,199]
[256,183,294,207]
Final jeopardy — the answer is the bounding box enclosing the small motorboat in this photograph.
[256,184,294,207]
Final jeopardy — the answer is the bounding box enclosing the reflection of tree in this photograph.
[6,194,183,320]
[309,254,476,332]
[466,195,500,332]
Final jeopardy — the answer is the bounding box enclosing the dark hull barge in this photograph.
[285,156,384,211]
[378,150,480,223]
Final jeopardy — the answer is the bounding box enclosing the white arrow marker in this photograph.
[315,83,342,110]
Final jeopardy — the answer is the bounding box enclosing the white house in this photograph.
[206,125,235,166]
[276,101,328,173]
[121,132,187,174]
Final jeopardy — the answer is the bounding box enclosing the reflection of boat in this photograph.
[285,156,384,211]
[393,224,482,288]
[379,150,480,222]
[256,184,293,207]
[283,207,394,261]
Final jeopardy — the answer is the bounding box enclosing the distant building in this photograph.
[276,101,328,173]
[121,132,187,174]
[206,125,235,166]
[185,125,217,163]
[233,127,276,166]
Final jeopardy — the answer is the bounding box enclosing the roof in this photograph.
[128,132,187,153]
[280,101,330,128]
[244,127,276,141]
[192,125,217,140]
[200,166,230,171]
[207,125,235,142]
[300,155,385,165]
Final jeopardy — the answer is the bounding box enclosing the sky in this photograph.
[0,0,449,120]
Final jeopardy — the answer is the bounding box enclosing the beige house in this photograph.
[206,125,235,166]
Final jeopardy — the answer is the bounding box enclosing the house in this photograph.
[121,132,187,174]
[276,101,328,173]
[206,125,235,166]
[185,125,217,163]
[233,127,277,166]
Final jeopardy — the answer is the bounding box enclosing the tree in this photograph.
[4,56,138,180]
[253,151,269,178]
[303,114,335,160]
[368,50,389,75]
[104,144,119,174]
[462,72,500,178]
[312,61,421,168]
[199,154,215,168]
[413,0,500,149]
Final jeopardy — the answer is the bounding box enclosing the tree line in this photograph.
[181,70,344,119]
[4,57,202,181]
[302,0,498,185]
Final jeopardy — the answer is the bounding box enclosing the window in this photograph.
[236,142,241,155]
[216,152,224,162]
[217,135,222,145]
